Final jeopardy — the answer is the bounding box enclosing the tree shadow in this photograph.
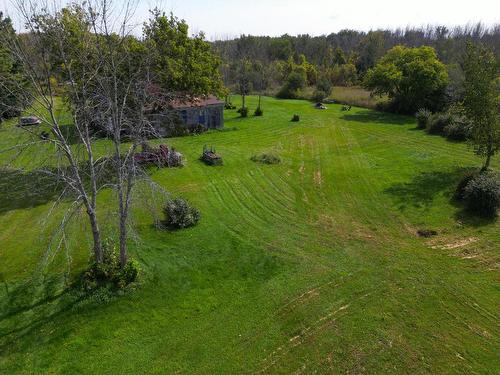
[385,167,496,228]
[0,168,64,214]
[57,123,82,145]
[0,162,117,215]
[384,167,470,210]
[341,109,411,125]
[0,274,83,354]
[452,207,497,228]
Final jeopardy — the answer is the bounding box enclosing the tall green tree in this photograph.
[0,12,26,120]
[364,45,448,113]
[236,59,252,110]
[462,42,500,171]
[143,10,224,98]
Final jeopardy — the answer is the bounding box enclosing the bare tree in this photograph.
[0,0,163,268]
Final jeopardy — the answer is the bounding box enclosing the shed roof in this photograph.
[170,96,224,109]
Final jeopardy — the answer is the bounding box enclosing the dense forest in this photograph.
[214,24,500,103]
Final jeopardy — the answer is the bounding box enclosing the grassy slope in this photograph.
[0,97,498,374]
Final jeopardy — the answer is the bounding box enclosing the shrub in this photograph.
[251,153,281,165]
[291,114,300,122]
[316,78,333,96]
[426,113,453,135]
[277,72,306,99]
[238,107,248,117]
[190,123,207,135]
[311,90,327,103]
[162,198,201,229]
[454,169,480,201]
[82,239,140,291]
[254,107,263,116]
[277,85,299,99]
[444,118,471,141]
[463,173,500,217]
[415,108,431,129]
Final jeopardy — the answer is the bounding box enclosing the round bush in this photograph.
[454,170,479,201]
[82,239,140,291]
[251,153,281,165]
[464,173,500,218]
[162,198,201,229]
[444,119,471,141]
[415,108,431,129]
[291,114,300,122]
[426,113,453,135]
[311,90,327,103]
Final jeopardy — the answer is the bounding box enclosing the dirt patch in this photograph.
[315,214,335,231]
[313,170,323,186]
[430,237,478,250]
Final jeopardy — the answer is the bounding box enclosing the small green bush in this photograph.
[291,114,300,122]
[277,86,299,99]
[251,153,281,165]
[254,107,263,116]
[162,198,201,229]
[454,170,480,201]
[82,239,140,291]
[426,113,453,135]
[277,72,306,99]
[444,119,471,141]
[238,107,248,117]
[415,108,431,129]
[463,173,500,218]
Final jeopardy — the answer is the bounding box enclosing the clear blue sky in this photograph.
[2,0,499,39]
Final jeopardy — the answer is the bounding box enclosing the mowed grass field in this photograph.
[0,96,498,374]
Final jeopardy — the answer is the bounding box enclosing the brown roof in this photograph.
[169,96,224,109]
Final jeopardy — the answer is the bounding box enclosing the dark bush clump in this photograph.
[82,239,140,291]
[291,114,300,122]
[161,198,201,229]
[311,90,327,103]
[251,153,281,165]
[426,113,453,135]
[417,229,438,238]
[277,72,306,99]
[463,173,500,218]
[443,118,471,141]
[254,107,263,116]
[454,169,480,201]
[238,107,248,117]
[415,108,431,129]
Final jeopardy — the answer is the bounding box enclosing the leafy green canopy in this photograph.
[143,10,224,97]
[462,42,500,170]
[0,12,27,119]
[364,45,448,114]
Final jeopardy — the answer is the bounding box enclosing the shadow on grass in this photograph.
[0,168,64,214]
[384,167,496,227]
[57,123,82,145]
[341,109,411,125]
[384,168,466,209]
[0,274,83,353]
[0,161,118,215]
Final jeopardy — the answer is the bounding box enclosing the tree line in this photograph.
[214,24,500,101]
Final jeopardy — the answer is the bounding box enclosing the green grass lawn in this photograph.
[0,96,498,374]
